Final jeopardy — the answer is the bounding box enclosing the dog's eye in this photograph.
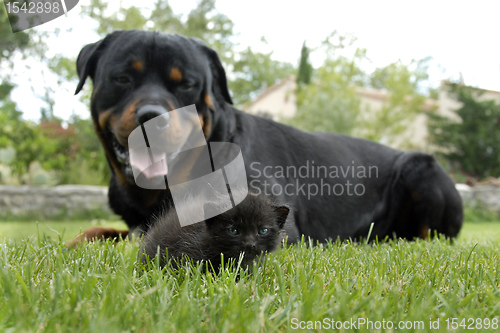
[258,228,269,235]
[113,76,132,85]
[177,81,195,91]
[227,227,239,235]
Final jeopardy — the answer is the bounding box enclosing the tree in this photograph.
[80,0,293,106]
[0,5,30,113]
[2,1,300,184]
[291,32,367,134]
[1,9,108,184]
[181,0,234,61]
[231,46,294,105]
[291,30,432,149]
[428,82,500,178]
[358,57,432,148]
[149,0,183,32]
[0,106,40,178]
[56,115,110,185]
[81,0,234,56]
[297,41,312,87]
[0,7,30,62]
[1,6,38,181]
[82,0,235,59]
[81,0,150,34]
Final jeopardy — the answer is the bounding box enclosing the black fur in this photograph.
[139,191,289,270]
[75,30,463,242]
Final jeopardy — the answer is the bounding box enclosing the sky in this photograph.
[6,0,500,120]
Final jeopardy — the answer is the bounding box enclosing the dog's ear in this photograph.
[75,31,124,95]
[273,205,290,229]
[193,39,233,106]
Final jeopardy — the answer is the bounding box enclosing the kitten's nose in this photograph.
[244,242,256,250]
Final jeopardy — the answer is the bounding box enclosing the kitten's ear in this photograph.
[274,205,290,229]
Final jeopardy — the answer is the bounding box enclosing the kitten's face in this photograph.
[209,215,280,257]
[205,194,289,264]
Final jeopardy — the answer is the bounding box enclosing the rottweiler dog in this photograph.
[74,30,463,243]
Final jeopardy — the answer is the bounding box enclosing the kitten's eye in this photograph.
[258,228,269,235]
[228,227,239,235]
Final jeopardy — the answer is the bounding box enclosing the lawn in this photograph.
[0,219,128,242]
[0,221,499,332]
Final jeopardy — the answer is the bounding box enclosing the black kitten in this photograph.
[139,191,290,271]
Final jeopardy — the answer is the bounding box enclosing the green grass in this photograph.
[1,222,499,332]
[0,219,128,242]
[459,222,500,242]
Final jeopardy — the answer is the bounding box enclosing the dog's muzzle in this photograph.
[136,105,170,129]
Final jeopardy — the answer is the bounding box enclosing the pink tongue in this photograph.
[130,149,168,179]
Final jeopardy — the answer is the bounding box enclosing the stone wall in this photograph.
[0,185,111,220]
[0,184,499,220]
[456,184,500,213]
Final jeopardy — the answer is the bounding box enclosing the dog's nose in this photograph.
[136,105,170,130]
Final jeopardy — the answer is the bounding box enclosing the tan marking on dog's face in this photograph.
[98,109,114,131]
[170,67,182,82]
[169,145,207,185]
[166,100,175,111]
[93,109,128,185]
[132,60,144,72]
[110,100,140,147]
[200,114,211,138]
[198,115,204,129]
[162,109,185,148]
[204,94,214,110]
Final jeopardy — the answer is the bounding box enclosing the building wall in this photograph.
[438,84,500,120]
[244,76,297,120]
[243,79,500,151]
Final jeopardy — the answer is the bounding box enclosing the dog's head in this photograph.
[75,30,233,186]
